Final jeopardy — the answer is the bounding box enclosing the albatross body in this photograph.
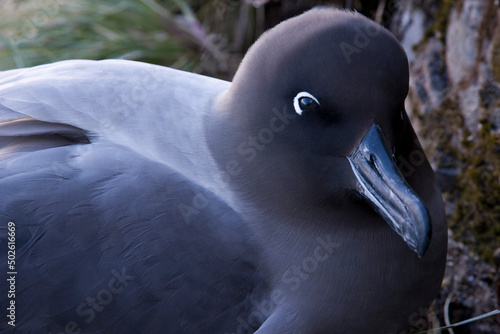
[0,9,446,334]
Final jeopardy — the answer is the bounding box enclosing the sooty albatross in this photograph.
[0,8,446,334]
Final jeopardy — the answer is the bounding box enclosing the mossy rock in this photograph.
[492,29,500,83]
[420,0,463,45]
[451,116,500,263]
[420,99,500,264]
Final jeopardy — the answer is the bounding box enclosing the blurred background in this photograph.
[0,0,499,332]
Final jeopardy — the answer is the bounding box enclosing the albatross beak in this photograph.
[347,124,431,257]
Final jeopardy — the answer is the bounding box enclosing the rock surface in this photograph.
[392,0,500,333]
[430,231,500,333]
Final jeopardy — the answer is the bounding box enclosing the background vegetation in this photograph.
[0,0,384,78]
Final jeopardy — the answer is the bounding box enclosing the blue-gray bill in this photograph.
[348,124,431,257]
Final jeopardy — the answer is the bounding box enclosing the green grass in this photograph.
[0,0,257,78]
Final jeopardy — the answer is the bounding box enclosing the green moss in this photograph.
[412,27,435,53]
[451,114,500,263]
[493,30,500,83]
[419,99,463,165]
[435,0,457,41]
[420,0,462,45]
[420,97,500,264]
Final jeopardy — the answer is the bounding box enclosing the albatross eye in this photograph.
[300,97,315,109]
[293,91,320,115]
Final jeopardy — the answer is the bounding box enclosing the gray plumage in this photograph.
[0,9,446,334]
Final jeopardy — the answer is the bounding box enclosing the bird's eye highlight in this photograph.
[293,92,320,115]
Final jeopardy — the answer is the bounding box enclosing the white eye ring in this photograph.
[293,91,320,115]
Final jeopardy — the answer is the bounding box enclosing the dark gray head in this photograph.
[207,9,439,257]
